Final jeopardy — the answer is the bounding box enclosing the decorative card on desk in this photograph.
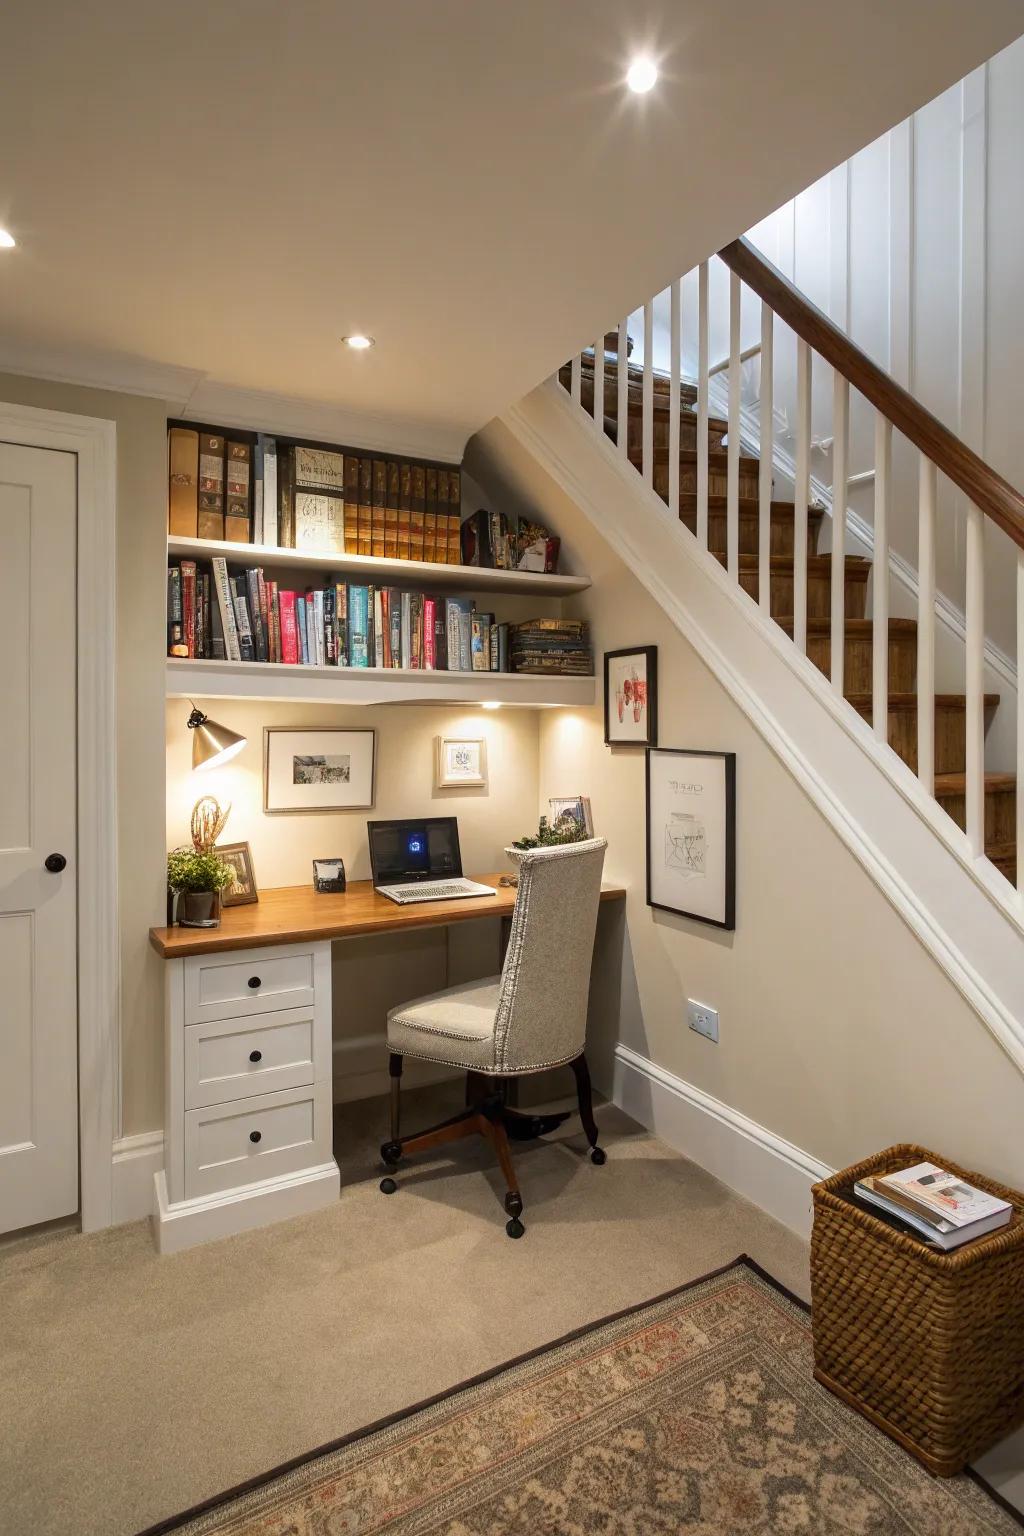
[604,646,657,746]
[646,747,735,929]
[264,727,376,813]
[435,735,487,789]
[548,796,594,837]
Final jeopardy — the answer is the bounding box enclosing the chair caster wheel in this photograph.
[506,1218,525,1239]
[380,1140,402,1169]
[504,1192,523,1219]
[380,1177,398,1195]
[590,1146,607,1166]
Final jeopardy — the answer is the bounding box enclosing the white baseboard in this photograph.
[613,1043,831,1239]
[152,1163,340,1255]
[111,1131,165,1225]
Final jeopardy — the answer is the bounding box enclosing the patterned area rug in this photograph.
[141,1258,1020,1535]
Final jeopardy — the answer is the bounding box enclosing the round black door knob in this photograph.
[44,853,67,873]
[247,976,261,989]
[249,1130,262,1144]
[249,1050,262,1063]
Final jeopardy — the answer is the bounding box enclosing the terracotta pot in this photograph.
[177,890,221,928]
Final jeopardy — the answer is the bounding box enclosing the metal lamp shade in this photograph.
[188,710,247,772]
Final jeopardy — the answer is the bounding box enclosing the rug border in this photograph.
[133,1252,1022,1535]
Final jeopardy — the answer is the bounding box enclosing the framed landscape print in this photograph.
[217,842,258,905]
[264,727,376,814]
[604,646,657,747]
[435,735,488,789]
[646,748,735,929]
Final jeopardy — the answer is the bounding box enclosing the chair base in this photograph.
[378,1052,605,1237]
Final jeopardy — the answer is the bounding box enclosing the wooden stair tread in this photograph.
[643,446,761,470]
[712,552,869,573]
[934,773,1016,793]
[681,497,824,515]
[777,616,918,635]
[846,693,999,711]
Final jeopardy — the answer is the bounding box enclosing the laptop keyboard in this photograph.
[390,881,480,900]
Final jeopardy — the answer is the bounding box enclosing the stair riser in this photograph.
[852,703,993,777]
[656,461,760,502]
[935,785,1016,850]
[563,369,697,422]
[681,507,823,558]
[737,566,868,621]
[806,633,917,694]
[627,412,727,454]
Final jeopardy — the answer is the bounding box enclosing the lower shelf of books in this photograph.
[165,657,596,709]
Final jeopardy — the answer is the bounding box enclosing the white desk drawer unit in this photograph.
[155,940,339,1252]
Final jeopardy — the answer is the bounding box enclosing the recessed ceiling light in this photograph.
[626,58,658,94]
[481,701,501,711]
[0,229,16,249]
[342,334,375,350]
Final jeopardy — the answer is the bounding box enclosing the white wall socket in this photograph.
[687,999,719,1042]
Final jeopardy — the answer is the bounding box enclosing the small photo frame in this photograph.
[217,841,258,906]
[604,646,657,747]
[312,857,347,893]
[548,796,594,838]
[435,735,488,789]
[264,727,376,814]
[646,748,735,930]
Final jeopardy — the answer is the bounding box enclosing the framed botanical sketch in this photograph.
[264,727,376,814]
[217,842,258,905]
[435,735,487,789]
[646,748,735,929]
[604,646,657,747]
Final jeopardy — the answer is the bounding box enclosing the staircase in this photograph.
[558,307,1019,891]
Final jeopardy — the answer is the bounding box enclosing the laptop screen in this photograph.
[368,817,463,885]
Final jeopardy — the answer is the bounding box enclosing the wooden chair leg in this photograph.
[483,1113,525,1239]
[570,1053,606,1165]
[380,1055,404,1192]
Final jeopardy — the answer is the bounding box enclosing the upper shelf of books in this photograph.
[166,535,591,598]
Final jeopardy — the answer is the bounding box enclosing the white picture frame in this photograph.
[435,735,488,789]
[264,727,376,814]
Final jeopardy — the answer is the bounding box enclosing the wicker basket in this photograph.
[811,1144,1024,1477]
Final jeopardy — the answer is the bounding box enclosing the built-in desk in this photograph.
[149,875,626,1252]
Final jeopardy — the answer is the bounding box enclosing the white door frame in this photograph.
[0,400,118,1232]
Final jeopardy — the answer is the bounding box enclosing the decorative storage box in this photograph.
[811,1144,1024,1477]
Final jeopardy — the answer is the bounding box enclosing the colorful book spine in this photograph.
[324,584,337,666]
[313,589,325,666]
[246,568,267,661]
[348,584,369,667]
[372,587,385,667]
[423,596,436,670]
[211,557,241,660]
[167,565,187,656]
[296,596,309,664]
[252,437,265,544]
[335,582,348,666]
[279,589,298,664]
[400,591,412,669]
[389,589,402,668]
[232,579,255,661]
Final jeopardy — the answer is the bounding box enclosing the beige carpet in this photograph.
[1,1085,810,1536]
[136,1259,1021,1535]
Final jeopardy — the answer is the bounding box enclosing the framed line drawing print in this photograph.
[604,646,657,747]
[264,727,376,813]
[435,735,488,789]
[646,748,735,929]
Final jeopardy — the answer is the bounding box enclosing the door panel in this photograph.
[0,442,78,1233]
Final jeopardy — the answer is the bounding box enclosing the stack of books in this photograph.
[509,618,593,676]
[854,1162,1013,1251]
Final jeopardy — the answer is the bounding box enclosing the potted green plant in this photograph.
[167,846,234,928]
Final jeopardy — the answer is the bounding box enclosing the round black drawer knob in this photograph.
[249,1049,262,1063]
[45,853,67,873]
[249,1130,262,1144]
[247,976,261,989]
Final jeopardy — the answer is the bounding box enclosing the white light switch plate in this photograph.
[687,999,719,1042]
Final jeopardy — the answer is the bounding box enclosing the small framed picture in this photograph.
[604,646,657,747]
[264,727,376,814]
[435,735,488,789]
[312,857,347,893]
[217,841,258,906]
[646,748,735,930]
[548,796,594,837]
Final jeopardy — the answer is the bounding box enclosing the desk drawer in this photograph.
[184,945,318,1024]
[183,1081,331,1200]
[184,1008,317,1109]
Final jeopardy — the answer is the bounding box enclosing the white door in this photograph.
[0,441,78,1232]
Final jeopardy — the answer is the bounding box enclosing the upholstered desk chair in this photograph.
[379,838,608,1238]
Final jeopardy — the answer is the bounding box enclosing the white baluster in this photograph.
[570,353,581,406]
[917,457,937,795]
[727,271,741,580]
[617,319,628,459]
[794,339,811,654]
[669,279,681,517]
[1018,549,1024,895]
[697,262,710,549]
[642,300,654,487]
[965,501,985,856]
[593,336,604,429]
[872,414,892,741]
[831,371,849,694]
[758,304,773,614]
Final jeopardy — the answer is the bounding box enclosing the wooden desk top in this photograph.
[149,874,627,958]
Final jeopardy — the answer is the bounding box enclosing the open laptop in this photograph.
[368,817,498,905]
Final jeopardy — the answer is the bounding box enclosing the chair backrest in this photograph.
[493,838,608,1072]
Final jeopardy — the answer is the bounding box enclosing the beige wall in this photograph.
[471,417,1024,1190]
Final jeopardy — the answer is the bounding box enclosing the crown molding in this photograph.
[0,337,202,408]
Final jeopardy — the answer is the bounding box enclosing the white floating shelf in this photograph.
[167,536,591,598]
[166,657,595,708]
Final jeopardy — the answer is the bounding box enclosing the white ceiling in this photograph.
[2,2,1021,457]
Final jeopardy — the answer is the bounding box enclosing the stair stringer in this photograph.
[502,378,1024,1072]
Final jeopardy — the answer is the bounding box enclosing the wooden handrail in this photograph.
[718,237,1024,551]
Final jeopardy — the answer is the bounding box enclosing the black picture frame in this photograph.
[645,748,736,930]
[603,645,658,747]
